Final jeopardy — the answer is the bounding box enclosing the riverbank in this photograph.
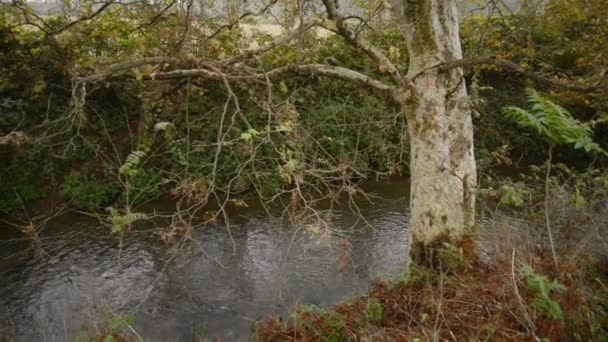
[256,253,608,341]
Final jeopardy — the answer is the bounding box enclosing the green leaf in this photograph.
[522,264,567,321]
[240,128,259,142]
[134,69,143,81]
[240,132,252,142]
[307,225,321,235]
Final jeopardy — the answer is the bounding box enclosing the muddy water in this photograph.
[0,179,412,341]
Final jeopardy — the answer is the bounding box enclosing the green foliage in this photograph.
[462,0,608,77]
[61,172,119,210]
[499,182,529,208]
[463,1,608,160]
[291,304,347,342]
[298,93,405,175]
[128,169,162,205]
[240,128,260,142]
[436,243,466,270]
[522,265,567,321]
[0,152,46,212]
[0,17,71,131]
[2,0,606,218]
[503,89,606,154]
[0,141,60,213]
[393,263,431,286]
[116,150,161,205]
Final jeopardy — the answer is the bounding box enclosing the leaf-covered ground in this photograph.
[256,253,608,341]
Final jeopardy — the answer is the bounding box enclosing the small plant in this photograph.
[290,304,346,341]
[499,182,528,208]
[101,312,142,342]
[365,298,384,324]
[522,265,567,321]
[117,149,162,205]
[394,263,430,286]
[436,242,466,270]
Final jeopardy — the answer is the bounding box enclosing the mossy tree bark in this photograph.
[391,0,477,267]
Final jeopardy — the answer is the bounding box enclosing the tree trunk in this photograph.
[393,0,477,267]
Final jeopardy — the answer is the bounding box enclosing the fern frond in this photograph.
[502,106,547,135]
[108,210,148,234]
[119,150,147,176]
[120,212,149,224]
[503,88,607,155]
[106,206,119,218]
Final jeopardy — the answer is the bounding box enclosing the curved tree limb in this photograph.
[321,0,401,84]
[151,64,396,94]
[78,18,320,83]
[76,56,396,100]
[440,56,608,93]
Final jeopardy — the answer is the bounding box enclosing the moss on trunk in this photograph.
[409,234,477,271]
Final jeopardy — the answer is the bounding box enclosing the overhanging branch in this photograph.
[77,57,396,99]
[152,64,396,94]
[441,56,608,93]
[78,19,321,84]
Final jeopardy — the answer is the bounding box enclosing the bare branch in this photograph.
[77,57,190,82]
[222,21,319,65]
[131,0,177,32]
[440,56,608,93]
[321,0,401,83]
[77,56,395,97]
[78,19,320,82]
[49,1,116,36]
[151,64,396,94]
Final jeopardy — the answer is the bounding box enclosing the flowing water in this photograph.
[6,177,603,341]
[0,179,412,341]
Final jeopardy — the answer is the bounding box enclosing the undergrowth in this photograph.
[256,255,608,341]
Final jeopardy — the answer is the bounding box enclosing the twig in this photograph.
[545,146,558,267]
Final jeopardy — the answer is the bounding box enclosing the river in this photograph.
[0,179,413,341]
